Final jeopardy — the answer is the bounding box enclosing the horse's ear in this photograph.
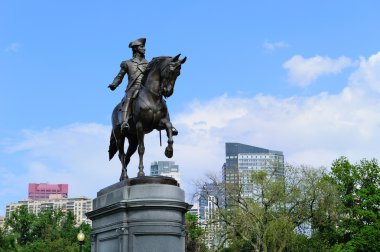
[172,54,181,62]
[180,56,187,64]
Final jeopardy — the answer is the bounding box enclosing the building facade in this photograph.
[223,142,285,198]
[204,194,224,250]
[150,161,181,185]
[189,201,200,219]
[197,182,226,250]
[191,143,285,249]
[28,183,68,200]
[5,197,92,225]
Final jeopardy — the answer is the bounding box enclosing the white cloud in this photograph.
[174,88,380,169]
[176,96,248,131]
[173,52,380,173]
[1,124,117,204]
[2,52,380,214]
[349,52,380,93]
[263,41,289,51]
[5,42,21,53]
[283,55,355,87]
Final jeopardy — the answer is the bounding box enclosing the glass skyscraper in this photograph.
[223,142,284,198]
[150,161,181,185]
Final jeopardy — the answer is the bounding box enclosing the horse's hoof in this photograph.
[165,147,173,158]
[172,128,178,136]
[119,172,128,181]
[137,171,145,177]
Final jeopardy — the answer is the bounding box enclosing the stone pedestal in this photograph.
[86,176,191,252]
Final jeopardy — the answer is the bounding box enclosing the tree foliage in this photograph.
[194,157,380,251]
[328,157,380,252]
[185,212,207,252]
[196,164,342,252]
[0,206,91,252]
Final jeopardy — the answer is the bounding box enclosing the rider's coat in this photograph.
[113,57,148,93]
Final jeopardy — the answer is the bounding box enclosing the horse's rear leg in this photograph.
[125,136,138,170]
[116,135,128,181]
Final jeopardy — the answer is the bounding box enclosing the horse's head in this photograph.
[161,54,187,98]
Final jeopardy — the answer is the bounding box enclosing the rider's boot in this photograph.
[120,103,131,134]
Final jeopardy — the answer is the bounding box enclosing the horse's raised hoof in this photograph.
[165,146,173,158]
[172,127,178,136]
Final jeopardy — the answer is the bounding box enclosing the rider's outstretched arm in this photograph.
[108,61,128,90]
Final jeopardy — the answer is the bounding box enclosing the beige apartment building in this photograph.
[5,195,92,225]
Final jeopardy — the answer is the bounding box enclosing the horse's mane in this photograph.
[141,56,171,85]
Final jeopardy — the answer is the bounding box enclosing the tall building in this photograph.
[197,183,225,250]
[223,142,284,198]
[28,183,68,200]
[204,195,224,250]
[189,201,200,219]
[5,197,92,225]
[150,161,181,185]
[198,183,220,224]
[0,216,4,228]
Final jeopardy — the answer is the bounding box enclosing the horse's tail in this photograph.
[108,131,118,161]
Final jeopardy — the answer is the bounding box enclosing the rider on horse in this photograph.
[108,38,148,133]
[108,38,178,135]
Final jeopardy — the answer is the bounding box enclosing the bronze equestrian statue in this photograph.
[108,38,186,180]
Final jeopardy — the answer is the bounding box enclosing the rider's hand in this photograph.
[108,84,116,91]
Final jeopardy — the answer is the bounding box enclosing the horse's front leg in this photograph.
[135,121,145,177]
[163,119,174,158]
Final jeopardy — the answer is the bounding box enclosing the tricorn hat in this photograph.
[129,38,146,48]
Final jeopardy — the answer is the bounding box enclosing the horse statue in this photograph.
[108,54,187,180]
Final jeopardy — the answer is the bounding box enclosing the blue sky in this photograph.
[1,1,380,215]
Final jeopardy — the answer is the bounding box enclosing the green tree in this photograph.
[0,225,18,251]
[6,205,36,245]
[196,164,341,252]
[328,157,380,251]
[2,206,91,252]
[185,212,207,252]
[286,165,342,250]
